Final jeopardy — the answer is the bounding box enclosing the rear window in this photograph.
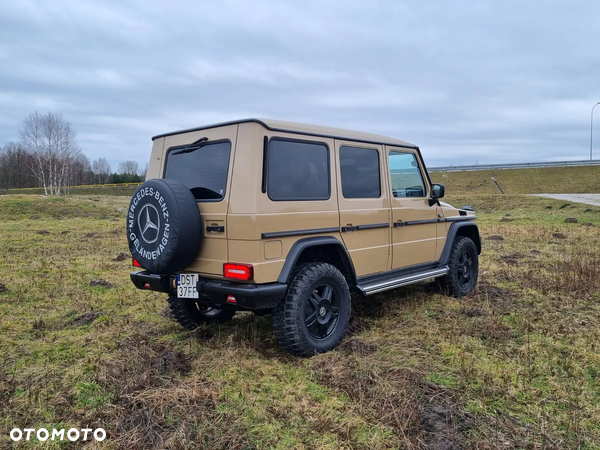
[164,140,231,201]
[267,138,330,201]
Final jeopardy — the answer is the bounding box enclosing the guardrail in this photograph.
[429,159,600,172]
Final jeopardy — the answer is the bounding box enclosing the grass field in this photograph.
[430,165,600,195]
[0,192,599,449]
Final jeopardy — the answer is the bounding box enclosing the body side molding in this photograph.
[262,227,339,239]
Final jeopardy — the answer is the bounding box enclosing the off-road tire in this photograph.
[439,236,478,297]
[272,262,351,357]
[167,294,235,328]
[127,178,201,274]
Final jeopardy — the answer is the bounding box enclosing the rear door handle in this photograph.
[341,225,358,232]
[206,226,225,232]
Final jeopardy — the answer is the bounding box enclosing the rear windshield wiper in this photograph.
[172,137,208,155]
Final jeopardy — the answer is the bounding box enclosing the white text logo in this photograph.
[10,428,106,442]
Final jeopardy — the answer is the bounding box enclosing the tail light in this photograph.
[223,263,253,281]
[132,258,141,267]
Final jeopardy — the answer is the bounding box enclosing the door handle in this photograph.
[206,226,225,232]
[341,225,358,232]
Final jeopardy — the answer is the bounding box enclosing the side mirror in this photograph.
[429,184,445,206]
[432,183,445,199]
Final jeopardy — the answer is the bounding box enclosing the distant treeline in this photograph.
[0,142,145,191]
[0,111,146,193]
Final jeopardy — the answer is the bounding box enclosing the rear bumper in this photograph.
[130,271,171,292]
[130,271,287,311]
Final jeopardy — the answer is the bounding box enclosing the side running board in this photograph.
[357,266,449,296]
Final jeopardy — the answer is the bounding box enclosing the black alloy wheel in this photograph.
[273,262,351,357]
[304,283,340,340]
[439,236,478,297]
[456,249,474,291]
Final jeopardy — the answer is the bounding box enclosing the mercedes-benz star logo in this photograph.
[137,204,160,244]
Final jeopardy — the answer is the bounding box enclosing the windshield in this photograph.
[164,140,231,201]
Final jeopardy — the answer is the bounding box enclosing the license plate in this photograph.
[177,273,199,299]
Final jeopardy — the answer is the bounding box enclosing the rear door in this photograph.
[335,141,391,277]
[257,133,340,281]
[386,148,438,269]
[161,124,238,276]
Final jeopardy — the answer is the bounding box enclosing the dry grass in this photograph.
[431,165,600,194]
[0,193,599,449]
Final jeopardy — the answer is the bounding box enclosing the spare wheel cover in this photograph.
[127,178,201,274]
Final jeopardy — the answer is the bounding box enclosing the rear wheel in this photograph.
[273,262,351,357]
[439,236,478,297]
[167,294,235,329]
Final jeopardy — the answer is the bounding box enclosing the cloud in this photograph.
[1,0,600,170]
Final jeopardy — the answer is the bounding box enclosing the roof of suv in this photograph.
[152,118,417,149]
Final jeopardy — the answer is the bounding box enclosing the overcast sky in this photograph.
[1,0,600,170]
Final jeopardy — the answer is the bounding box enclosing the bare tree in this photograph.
[118,160,140,175]
[92,157,111,184]
[0,142,36,189]
[67,153,93,187]
[20,112,83,195]
[139,162,148,181]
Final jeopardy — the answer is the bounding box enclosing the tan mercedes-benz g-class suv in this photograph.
[128,119,480,356]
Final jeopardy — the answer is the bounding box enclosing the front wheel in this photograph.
[272,262,351,357]
[166,294,235,329]
[439,236,478,297]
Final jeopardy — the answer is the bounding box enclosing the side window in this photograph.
[267,139,330,201]
[388,152,426,198]
[340,146,381,198]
